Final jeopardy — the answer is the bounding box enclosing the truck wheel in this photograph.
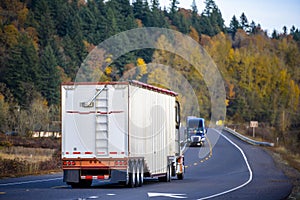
[166,165,171,182]
[177,173,184,180]
[128,161,136,188]
[137,160,144,187]
[136,161,140,187]
[159,165,171,182]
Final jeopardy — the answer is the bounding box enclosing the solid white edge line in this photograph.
[0,177,62,187]
[198,128,253,200]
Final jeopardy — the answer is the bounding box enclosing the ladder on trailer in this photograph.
[95,86,109,156]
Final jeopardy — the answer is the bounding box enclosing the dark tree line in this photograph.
[0,0,227,108]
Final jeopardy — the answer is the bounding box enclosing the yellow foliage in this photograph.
[228,48,234,61]
[225,99,230,107]
[18,7,29,26]
[26,27,39,50]
[105,66,112,75]
[105,55,113,63]
[228,82,235,99]
[289,80,300,111]
[136,19,143,28]
[137,57,147,77]
[3,24,19,47]
[42,99,48,107]
[0,94,4,102]
[189,26,199,42]
[83,40,95,52]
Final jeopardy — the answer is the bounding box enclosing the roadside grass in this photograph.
[0,146,55,163]
[0,135,61,178]
[266,146,300,200]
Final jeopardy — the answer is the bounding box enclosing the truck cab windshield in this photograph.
[188,119,204,135]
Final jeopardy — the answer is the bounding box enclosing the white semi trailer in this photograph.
[61,80,184,188]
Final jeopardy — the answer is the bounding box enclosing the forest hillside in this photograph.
[0,0,299,153]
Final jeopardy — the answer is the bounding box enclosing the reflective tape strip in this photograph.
[81,175,109,180]
[67,111,123,115]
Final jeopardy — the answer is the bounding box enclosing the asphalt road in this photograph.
[0,128,293,200]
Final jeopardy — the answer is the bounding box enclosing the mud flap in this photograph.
[63,169,80,183]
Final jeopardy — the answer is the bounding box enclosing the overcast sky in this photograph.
[158,0,300,34]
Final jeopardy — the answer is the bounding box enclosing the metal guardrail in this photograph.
[223,127,274,147]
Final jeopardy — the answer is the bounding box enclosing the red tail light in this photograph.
[63,160,76,166]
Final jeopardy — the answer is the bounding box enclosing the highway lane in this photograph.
[0,128,292,200]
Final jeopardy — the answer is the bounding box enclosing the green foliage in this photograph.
[2,33,40,107]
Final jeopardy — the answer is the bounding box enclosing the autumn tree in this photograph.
[0,94,9,133]
[29,95,50,136]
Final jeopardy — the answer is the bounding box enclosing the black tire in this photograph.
[136,161,140,187]
[166,165,171,182]
[128,161,136,188]
[137,160,144,187]
[177,172,184,180]
[159,165,171,182]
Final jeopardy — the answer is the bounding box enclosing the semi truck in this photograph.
[61,80,184,188]
[186,116,206,147]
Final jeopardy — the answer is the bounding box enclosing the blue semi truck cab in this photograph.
[186,117,206,147]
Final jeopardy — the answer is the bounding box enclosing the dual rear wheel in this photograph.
[128,160,144,188]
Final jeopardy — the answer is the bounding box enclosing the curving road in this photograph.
[0,128,292,200]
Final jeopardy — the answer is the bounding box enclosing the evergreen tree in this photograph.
[283,26,287,35]
[190,0,201,34]
[191,0,198,14]
[3,34,40,107]
[292,28,300,41]
[105,7,119,37]
[133,0,144,20]
[151,0,160,10]
[249,20,257,34]
[203,0,216,17]
[133,0,152,27]
[290,25,296,34]
[240,12,249,32]
[272,30,279,39]
[79,3,98,44]
[229,15,240,39]
[39,45,60,105]
[49,0,69,37]
[32,0,56,47]
[106,0,136,32]
[170,0,179,14]
[200,0,225,36]
[147,0,168,27]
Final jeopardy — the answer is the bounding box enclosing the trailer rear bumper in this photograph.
[63,169,127,184]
